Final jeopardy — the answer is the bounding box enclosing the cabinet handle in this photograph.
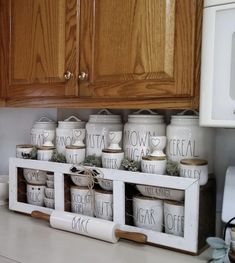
[64,71,73,80]
[78,72,88,81]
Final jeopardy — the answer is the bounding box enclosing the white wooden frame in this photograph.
[9,157,199,253]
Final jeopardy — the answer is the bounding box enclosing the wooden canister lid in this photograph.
[16,144,34,148]
[142,155,166,161]
[164,200,184,206]
[94,188,113,195]
[37,146,55,150]
[66,145,85,149]
[180,158,208,166]
[102,148,123,153]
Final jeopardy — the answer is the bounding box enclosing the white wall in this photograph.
[0,108,57,174]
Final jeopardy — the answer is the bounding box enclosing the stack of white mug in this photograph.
[44,172,55,209]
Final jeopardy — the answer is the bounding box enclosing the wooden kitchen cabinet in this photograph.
[0,0,78,98]
[0,0,203,109]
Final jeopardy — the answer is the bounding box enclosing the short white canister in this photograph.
[123,110,165,162]
[94,189,113,221]
[30,116,57,147]
[133,196,163,232]
[179,158,208,186]
[164,200,184,237]
[85,109,123,157]
[56,116,85,154]
[166,113,214,173]
[37,146,55,161]
[70,186,94,217]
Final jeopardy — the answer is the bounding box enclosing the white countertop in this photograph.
[0,205,211,263]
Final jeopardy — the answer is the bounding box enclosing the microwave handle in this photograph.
[230,32,235,102]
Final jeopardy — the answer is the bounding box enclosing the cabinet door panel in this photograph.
[79,0,196,99]
[5,0,78,98]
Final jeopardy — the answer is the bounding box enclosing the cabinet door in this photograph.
[79,0,198,100]
[2,0,78,98]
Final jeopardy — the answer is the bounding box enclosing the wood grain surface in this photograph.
[3,0,78,98]
[0,0,202,109]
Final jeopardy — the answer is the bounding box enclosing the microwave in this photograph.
[200,0,235,127]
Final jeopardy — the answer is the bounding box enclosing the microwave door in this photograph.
[200,3,235,127]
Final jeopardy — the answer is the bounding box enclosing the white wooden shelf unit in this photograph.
[9,157,200,253]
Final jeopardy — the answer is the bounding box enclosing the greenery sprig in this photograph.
[49,150,66,163]
[121,158,140,172]
[82,155,102,167]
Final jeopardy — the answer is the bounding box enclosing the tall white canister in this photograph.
[85,109,123,157]
[30,116,57,147]
[166,111,215,173]
[56,116,85,154]
[123,110,166,162]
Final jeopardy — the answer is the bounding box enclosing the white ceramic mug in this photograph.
[44,197,55,209]
[133,196,163,232]
[164,200,184,237]
[46,172,54,181]
[27,184,45,206]
[70,186,94,216]
[37,147,54,161]
[46,180,54,188]
[101,151,124,169]
[65,146,86,164]
[16,144,34,159]
[94,190,113,221]
[45,187,54,199]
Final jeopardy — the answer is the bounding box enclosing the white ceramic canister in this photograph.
[70,186,94,216]
[27,184,45,207]
[133,196,163,232]
[164,200,184,237]
[37,146,55,161]
[123,109,165,162]
[101,150,124,170]
[141,156,167,175]
[85,109,123,157]
[65,146,86,164]
[56,116,85,154]
[94,189,113,221]
[179,158,208,186]
[16,144,34,158]
[166,111,215,173]
[30,116,57,147]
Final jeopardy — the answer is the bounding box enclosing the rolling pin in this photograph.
[31,210,147,244]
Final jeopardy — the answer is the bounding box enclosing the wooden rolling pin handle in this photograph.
[115,229,147,243]
[31,211,50,222]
